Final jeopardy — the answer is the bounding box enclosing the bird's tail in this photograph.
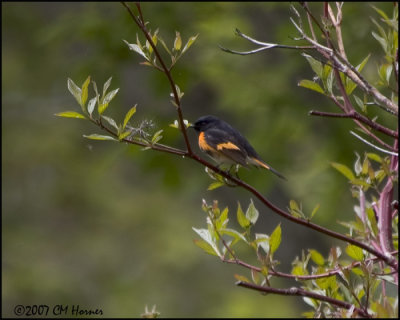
[249,157,287,180]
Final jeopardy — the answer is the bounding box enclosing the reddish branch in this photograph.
[236,281,371,318]
[309,110,398,139]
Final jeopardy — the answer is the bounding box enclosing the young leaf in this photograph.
[81,76,91,108]
[309,249,325,266]
[269,224,281,255]
[102,77,112,99]
[331,162,355,181]
[193,239,220,257]
[215,207,229,230]
[298,79,325,94]
[101,115,119,130]
[123,105,137,130]
[55,111,86,119]
[98,88,119,115]
[237,202,251,229]
[366,153,382,163]
[289,199,300,212]
[123,40,149,60]
[234,274,250,283]
[151,129,163,144]
[246,199,259,225]
[208,181,225,191]
[118,130,131,141]
[182,34,199,53]
[255,233,270,254]
[83,134,117,141]
[192,227,221,257]
[221,228,247,243]
[87,97,97,116]
[302,53,323,78]
[174,31,182,51]
[345,244,364,261]
[67,78,82,106]
[310,203,320,219]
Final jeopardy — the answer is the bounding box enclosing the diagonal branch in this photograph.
[236,281,371,318]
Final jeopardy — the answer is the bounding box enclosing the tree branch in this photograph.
[236,281,371,318]
[309,110,398,138]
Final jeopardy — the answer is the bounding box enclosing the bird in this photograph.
[191,115,286,180]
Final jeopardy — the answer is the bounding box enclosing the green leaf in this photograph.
[118,130,131,141]
[98,88,119,115]
[55,111,86,119]
[101,115,119,131]
[298,79,325,94]
[182,34,199,53]
[81,76,91,108]
[356,54,370,73]
[193,239,220,256]
[123,105,137,130]
[124,40,148,60]
[372,31,387,52]
[215,207,229,230]
[151,129,163,144]
[310,203,320,219]
[269,224,281,255]
[325,66,334,94]
[346,55,370,95]
[331,162,355,181]
[351,267,364,276]
[345,244,364,261]
[291,262,307,276]
[192,227,221,257]
[251,268,260,285]
[208,181,225,191]
[353,95,366,112]
[83,134,117,141]
[87,97,97,116]
[174,31,182,51]
[309,249,325,266]
[255,233,269,254]
[370,5,390,21]
[246,199,259,225]
[67,78,82,106]
[102,77,112,99]
[354,152,362,176]
[158,37,172,55]
[221,228,247,243]
[234,274,250,283]
[303,53,323,78]
[289,199,300,211]
[237,202,251,228]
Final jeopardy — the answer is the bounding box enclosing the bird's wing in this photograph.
[203,128,249,166]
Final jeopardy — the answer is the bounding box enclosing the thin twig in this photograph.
[350,131,398,156]
[223,250,398,281]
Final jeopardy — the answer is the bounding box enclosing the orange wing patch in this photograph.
[198,132,215,152]
[216,142,241,151]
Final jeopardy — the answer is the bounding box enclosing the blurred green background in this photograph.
[2,2,396,318]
